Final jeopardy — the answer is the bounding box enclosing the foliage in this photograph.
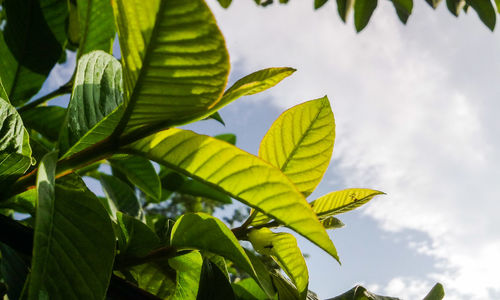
[0,0,445,299]
[219,0,499,32]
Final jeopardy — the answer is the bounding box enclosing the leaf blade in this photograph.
[310,188,384,218]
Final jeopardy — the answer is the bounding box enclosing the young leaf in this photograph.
[423,283,445,300]
[259,96,335,197]
[466,0,496,31]
[248,228,308,300]
[125,128,339,261]
[60,50,123,154]
[0,0,67,106]
[337,0,354,22]
[112,0,230,134]
[75,0,115,57]
[169,251,203,300]
[446,0,465,16]
[354,0,378,32]
[310,188,384,218]
[30,155,115,299]
[170,213,258,280]
[99,173,142,219]
[197,259,235,300]
[108,155,161,201]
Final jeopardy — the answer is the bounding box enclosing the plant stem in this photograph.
[231,220,280,240]
[17,82,72,113]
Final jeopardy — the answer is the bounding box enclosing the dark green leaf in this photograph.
[391,0,413,23]
[446,0,466,16]
[495,0,500,13]
[354,0,378,32]
[207,111,225,126]
[214,133,236,145]
[99,173,142,219]
[322,216,345,229]
[20,106,66,141]
[0,0,67,106]
[0,153,31,193]
[423,283,445,300]
[0,243,29,300]
[425,0,443,9]
[326,285,400,300]
[232,278,269,300]
[30,155,115,299]
[116,212,161,259]
[130,259,176,298]
[0,189,36,215]
[60,50,123,154]
[337,0,354,22]
[466,0,496,31]
[315,0,329,9]
[197,259,235,300]
[271,272,300,300]
[109,155,161,201]
[217,0,232,8]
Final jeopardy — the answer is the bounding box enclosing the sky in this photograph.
[40,1,500,299]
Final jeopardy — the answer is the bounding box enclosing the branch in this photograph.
[17,81,72,113]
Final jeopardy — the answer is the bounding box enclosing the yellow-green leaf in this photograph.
[124,128,338,261]
[112,0,229,134]
[248,228,308,300]
[259,96,335,197]
[310,188,384,218]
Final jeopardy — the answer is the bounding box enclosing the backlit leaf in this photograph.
[169,251,203,300]
[115,212,161,258]
[259,96,334,197]
[99,173,142,219]
[423,283,445,300]
[125,128,338,261]
[170,213,257,280]
[112,0,229,134]
[232,278,269,300]
[310,188,384,218]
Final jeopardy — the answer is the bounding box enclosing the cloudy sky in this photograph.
[43,1,500,299]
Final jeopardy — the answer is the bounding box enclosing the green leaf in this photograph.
[0,153,31,193]
[170,213,258,280]
[391,0,413,23]
[60,105,124,159]
[354,0,378,32]
[423,283,445,300]
[215,133,236,145]
[130,259,176,298]
[466,0,496,31]
[232,278,269,300]
[169,251,203,300]
[328,285,399,300]
[218,67,295,112]
[217,0,232,8]
[495,0,500,13]
[178,179,232,204]
[322,216,345,229]
[99,173,142,219]
[30,158,115,299]
[310,188,384,218]
[112,0,230,134]
[0,78,9,102]
[259,96,334,197]
[0,0,67,106]
[207,111,225,126]
[197,259,235,300]
[0,189,36,215]
[125,128,339,261]
[20,106,66,141]
[337,0,354,22]
[446,0,466,16]
[243,249,277,299]
[0,243,29,300]
[315,0,329,9]
[425,0,443,9]
[115,212,161,258]
[109,155,161,201]
[248,228,308,300]
[75,0,115,57]
[271,272,300,300]
[60,50,123,154]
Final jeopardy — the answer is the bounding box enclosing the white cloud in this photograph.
[209,1,500,298]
